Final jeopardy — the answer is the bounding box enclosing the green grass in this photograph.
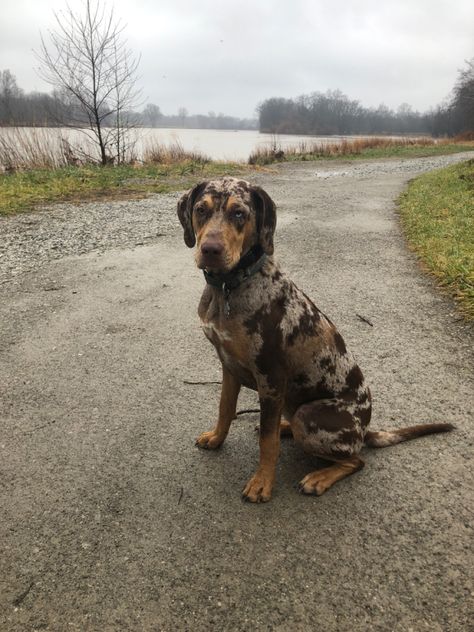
[398,160,474,320]
[0,161,252,216]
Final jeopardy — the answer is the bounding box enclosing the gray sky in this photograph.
[1,0,473,118]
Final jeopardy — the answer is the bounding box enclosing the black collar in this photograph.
[203,245,267,292]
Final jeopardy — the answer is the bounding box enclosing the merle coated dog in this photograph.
[177,177,453,503]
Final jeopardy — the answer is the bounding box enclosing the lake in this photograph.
[134,128,357,161]
[0,126,390,164]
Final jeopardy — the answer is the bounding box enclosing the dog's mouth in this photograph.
[196,249,238,274]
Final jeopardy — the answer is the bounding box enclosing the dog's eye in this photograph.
[195,206,208,217]
[232,210,245,220]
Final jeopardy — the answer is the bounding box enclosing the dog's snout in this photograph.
[201,240,224,257]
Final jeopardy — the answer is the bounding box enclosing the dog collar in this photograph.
[203,246,267,316]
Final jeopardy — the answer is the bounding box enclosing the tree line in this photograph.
[141,104,256,130]
[0,70,256,131]
[258,59,474,137]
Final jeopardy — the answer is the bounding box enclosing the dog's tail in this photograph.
[364,423,454,448]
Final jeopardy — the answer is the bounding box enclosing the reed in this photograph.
[0,128,211,171]
[0,127,83,171]
[248,136,442,165]
[141,139,210,165]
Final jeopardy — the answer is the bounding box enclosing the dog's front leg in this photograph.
[195,366,241,449]
[242,392,284,503]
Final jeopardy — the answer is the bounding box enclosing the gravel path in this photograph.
[1,152,473,632]
[1,151,473,284]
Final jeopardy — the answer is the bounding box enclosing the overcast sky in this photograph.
[1,0,473,118]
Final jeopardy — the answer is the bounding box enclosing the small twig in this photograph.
[236,408,260,416]
[12,582,34,607]
[43,285,65,292]
[356,313,374,327]
[178,486,184,505]
[21,420,56,436]
[183,379,221,385]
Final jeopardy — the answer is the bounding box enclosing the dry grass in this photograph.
[248,136,464,165]
[0,127,84,171]
[141,139,210,165]
[0,128,211,171]
[453,131,474,142]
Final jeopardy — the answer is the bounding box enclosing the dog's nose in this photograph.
[201,241,224,257]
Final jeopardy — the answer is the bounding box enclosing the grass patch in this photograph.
[0,160,252,216]
[248,137,474,165]
[398,160,474,320]
[0,131,254,215]
[2,132,473,217]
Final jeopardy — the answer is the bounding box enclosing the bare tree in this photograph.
[35,0,141,164]
[0,70,23,122]
[178,107,188,127]
[142,103,162,127]
[452,58,474,133]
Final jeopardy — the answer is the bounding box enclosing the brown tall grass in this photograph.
[0,127,85,171]
[0,128,211,171]
[248,136,439,165]
[453,131,474,142]
[141,139,210,165]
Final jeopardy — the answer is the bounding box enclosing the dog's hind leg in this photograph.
[290,396,370,495]
[298,455,365,496]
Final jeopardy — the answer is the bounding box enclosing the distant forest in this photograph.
[258,58,474,137]
[1,57,473,136]
[0,70,257,130]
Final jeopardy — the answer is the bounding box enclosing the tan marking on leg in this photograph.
[243,396,283,503]
[242,430,280,502]
[298,456,365,496]
[254,417,293,437]
[279,418,293,437]
[196,367,240,449]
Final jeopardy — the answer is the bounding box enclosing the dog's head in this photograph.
[177,177,276,272]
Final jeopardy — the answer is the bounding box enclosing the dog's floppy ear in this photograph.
[177,181,209,248]
[251,185,277,255]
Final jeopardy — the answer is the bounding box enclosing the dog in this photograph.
[177,177,453,503]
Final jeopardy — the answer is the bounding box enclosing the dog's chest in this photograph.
[201,318,251,361]
[201,317,258,389]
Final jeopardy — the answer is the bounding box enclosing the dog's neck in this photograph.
[202,245,268,318]
[203,245,267,293]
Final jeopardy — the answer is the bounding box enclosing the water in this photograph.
[134,128,353,161]
[0,126,372,164]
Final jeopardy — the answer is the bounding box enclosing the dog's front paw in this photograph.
[195,429,225,449]
[242,471,274,503]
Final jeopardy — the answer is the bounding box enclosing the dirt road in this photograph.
[1,155,473,631]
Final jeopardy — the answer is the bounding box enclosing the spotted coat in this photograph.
[178,177,373,501]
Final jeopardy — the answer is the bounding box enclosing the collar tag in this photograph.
[223,285,231,318]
